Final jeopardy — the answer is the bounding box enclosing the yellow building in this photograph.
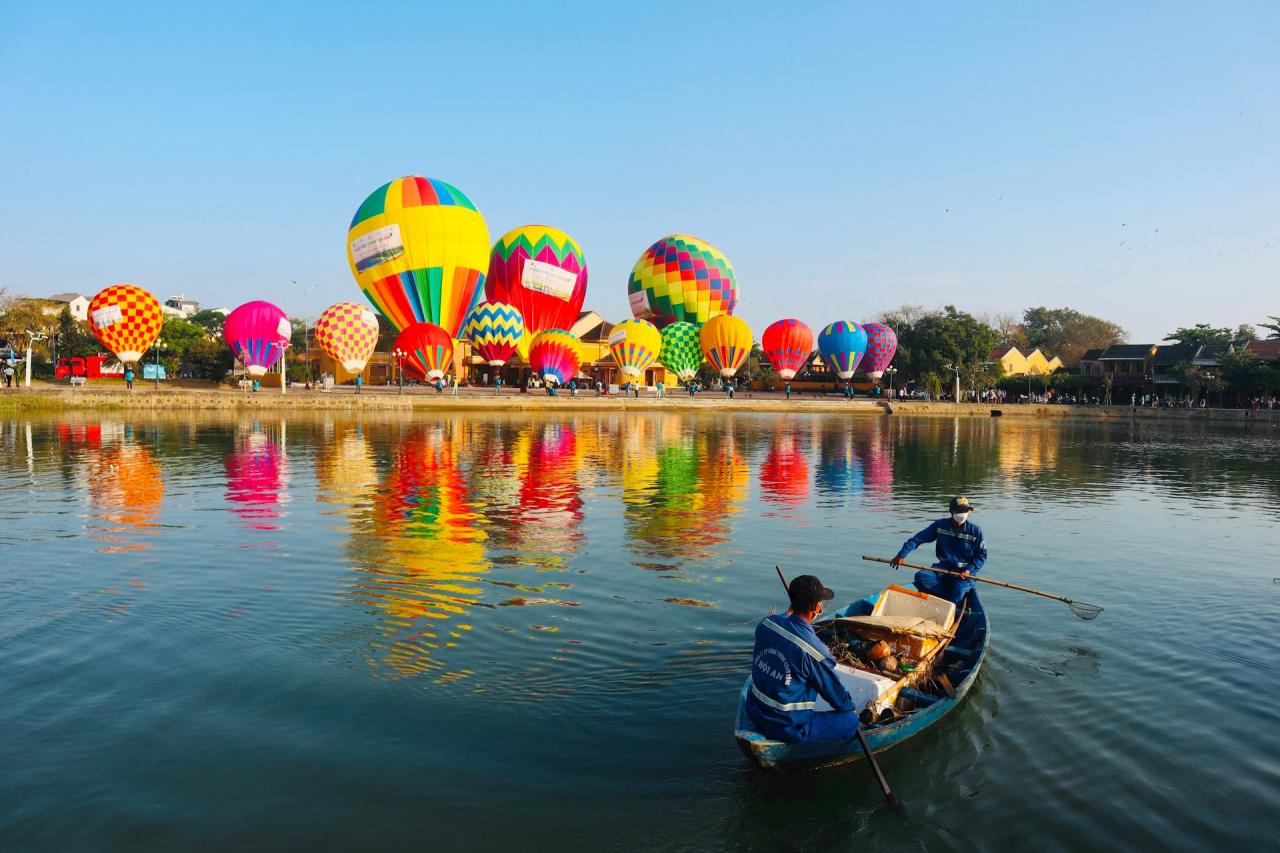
[988,346,1063,377]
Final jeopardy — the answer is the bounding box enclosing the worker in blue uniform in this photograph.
[744,575,860,743]
[890,496,986,604]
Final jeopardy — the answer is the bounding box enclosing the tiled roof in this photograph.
[1151,343,1199,366]
[1079,348,1105,362]
[989,346,1018,360]
[1098,344,1156,360]
[48,292,84,302]
[1245,340,1280,361]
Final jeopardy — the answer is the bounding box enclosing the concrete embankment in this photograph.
[2,386,1277,424]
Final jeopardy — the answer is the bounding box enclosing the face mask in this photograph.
[951,512,970,525]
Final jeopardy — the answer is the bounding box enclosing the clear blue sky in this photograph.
[2,1,1276,342]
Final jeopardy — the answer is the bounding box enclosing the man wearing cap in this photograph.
[890,496,987,604]
[744,575,860,743]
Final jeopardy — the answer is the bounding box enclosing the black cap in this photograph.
[949,496,976,513]
[788,575,835,611]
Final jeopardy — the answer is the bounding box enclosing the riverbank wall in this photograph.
[2,386,1278,424]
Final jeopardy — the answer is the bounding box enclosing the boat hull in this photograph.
[734,589,989,771]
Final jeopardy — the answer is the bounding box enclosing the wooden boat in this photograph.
[734,585,989,771]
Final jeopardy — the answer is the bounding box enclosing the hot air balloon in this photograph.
[87,285,164,364]
[394,322,454,381]
[224,301,291,377]
[485,225,587,337]
[347,176,490,337]
[861,323,899,381]
[607,318,662,379]
[463,301,524,366]
[314,301,380,374]
[658,321,702,381]
[817,321,869,380]
[699,314,752,378]
[761,319,814,380]
[627,234,737,329]
[528,329,581,385]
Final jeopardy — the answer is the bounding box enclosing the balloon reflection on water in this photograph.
[760,427,811,512]
[224,424,290,532]
[353,421,490,680]
[84,433,164,554]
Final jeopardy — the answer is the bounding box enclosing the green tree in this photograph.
[1233,324,1257,347]
[1164,324,1231,347]
[1260,316,1280,339]
[1220,350,1279,396]
[188,309,226,338]
[1022,306,1127,366]
[184,338,234,380]
[56,307,97,359]
[901,305,1000,381]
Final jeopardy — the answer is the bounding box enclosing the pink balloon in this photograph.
[224,301,292,377]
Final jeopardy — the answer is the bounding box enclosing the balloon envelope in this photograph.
[485,225,587,337]
[394,322,454,381]
[314,301,380,373]
[528,329,581,385]
[761,319,814,380]
[464,301,524,366]
[347,176,490,338]
[817,321,869,380]
[627,234,737,329]
[699,314,753,378]
[658,322,702,380]
[608,319,662,379]
[861,323,898,380]
[87,285,164,364]
[224,301,291,377]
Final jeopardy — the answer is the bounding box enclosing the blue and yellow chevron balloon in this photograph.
[464,301,524,366]
[817,320,869,380]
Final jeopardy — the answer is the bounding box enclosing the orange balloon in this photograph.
[87,285,164,363]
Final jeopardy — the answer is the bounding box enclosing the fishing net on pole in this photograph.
[1067,600,1104,621]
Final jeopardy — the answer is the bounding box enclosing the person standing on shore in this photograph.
[123,366,133,390]
[495,376,503,395]
[656,380,664,398]
[785,382,791,400]
[889,496,986,604]
[355,374,363,395]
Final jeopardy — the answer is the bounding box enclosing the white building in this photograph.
[46,293,90,322]
[163,295,200,317]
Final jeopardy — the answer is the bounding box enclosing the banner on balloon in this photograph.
[521,260,578,301]
[628,290,651,318]
[351,225,405,272]
[92,305,123,329]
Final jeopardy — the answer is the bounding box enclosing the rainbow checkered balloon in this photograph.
[464,301,524,366]
[315,301,380,373]
[627,234,737,329]
[87,285,164,364]
[658,321,702,381]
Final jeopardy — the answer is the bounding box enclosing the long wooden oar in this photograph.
[775,567,908,821]
[861,556,1104,620]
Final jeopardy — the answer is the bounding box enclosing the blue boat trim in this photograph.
[733,589,990,771]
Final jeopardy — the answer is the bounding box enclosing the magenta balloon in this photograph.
[861,323,898,380]
[224,300,292,377]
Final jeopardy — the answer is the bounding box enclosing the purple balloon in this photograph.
[861,323,898,380]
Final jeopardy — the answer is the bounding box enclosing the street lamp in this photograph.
[294,280,316,387]
[885,366,898,398]
[23,331,48,388]
[392,347,407,395]
[153,339,166,389]
[944,363,961,403]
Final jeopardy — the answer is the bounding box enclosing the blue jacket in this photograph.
[897,518,987,572]
[744,614,856,742]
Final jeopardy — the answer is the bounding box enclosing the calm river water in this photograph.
[1,412,1277,851]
